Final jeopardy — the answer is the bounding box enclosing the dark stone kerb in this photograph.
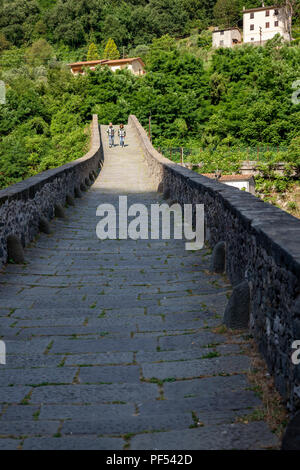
[0,115,103,268]
[128,114,300,416]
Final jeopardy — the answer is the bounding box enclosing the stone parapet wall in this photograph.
[0,114,103,268]
[129,114,300,413]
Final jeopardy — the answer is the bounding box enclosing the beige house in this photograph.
[243,4,292,44]
[212,27,242,48]
[68,57,145,76]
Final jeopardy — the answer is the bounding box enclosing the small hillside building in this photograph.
[68,57,145,76]
[212,27,242,48]
[243,4,292,44]
[202,174,255,194]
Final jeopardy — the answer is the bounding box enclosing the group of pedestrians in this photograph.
[107,123,126,148]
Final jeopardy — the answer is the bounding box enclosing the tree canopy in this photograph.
[103,38,120,60]
[0,0,299,190]
[87,43,100,61]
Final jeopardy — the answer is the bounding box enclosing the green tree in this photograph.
[33,19,47,38]
[103,38,120,60]
[146,34,177,67]
[0,32,10,52]
[45,0,103,47]
[25,38,54,65]
[0,0,41,46]
[87,43,99,61]
[129,44,150,62]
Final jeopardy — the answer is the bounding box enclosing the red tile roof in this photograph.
[68,57,145,67]
[243,5,278,13]
[68,60,104,67]
[202,173,254,181]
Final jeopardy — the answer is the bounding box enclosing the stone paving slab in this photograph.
[78,365,140,384]
[163,375,249,399]
[22,437,124,450]
[61,413,194,436]
[4,339,50,355]
[38,403,135,420]
[63,352,134,366]
[30,383,159,404]
[50,337,158,354]
[142,355,251,380]
[0,367,77,386]
[135,345,242,364]
[0,439,21,450]
[159,332,226,350]
[0,386,31,404]
[3,354,63,369]
[130,422,278,450]
[1,405,40,420]
[0,420,60,437]
[0,124,278,450]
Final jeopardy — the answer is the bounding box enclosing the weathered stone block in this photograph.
[163,188,170,200]
[74,187,82,198]
[39,217,51,234]
[223,281,250,329]
[66,194,75,206]
[54,204,66,219]
[80,183,87,192]
[210,241,226,273]
[7,235,25,264]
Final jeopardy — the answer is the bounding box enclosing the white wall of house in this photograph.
[70,59,145,76]
[131,60,145,75]
[108,60,144,75]
[109,64,125,72]
[223,181,250,191]
[212,29,241,48]
[243,7,291,44]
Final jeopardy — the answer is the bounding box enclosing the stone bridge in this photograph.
[0,115,299,450]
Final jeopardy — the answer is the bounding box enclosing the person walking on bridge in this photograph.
[107,122,115,148]
[118,124,126,148]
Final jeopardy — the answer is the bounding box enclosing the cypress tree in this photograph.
[87,43,100,61]
[103,38,120,60]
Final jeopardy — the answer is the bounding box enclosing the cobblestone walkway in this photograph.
[0,124,278,450]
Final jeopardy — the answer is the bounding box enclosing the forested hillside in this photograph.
[0,0,298,56]
[0,0,299,212]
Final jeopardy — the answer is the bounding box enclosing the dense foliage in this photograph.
[0,65,89,188]
[1,0,298,56]
[1,34,299,188]
[0,0,219,54]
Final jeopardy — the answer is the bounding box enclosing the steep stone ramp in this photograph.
[0,123,278,450]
